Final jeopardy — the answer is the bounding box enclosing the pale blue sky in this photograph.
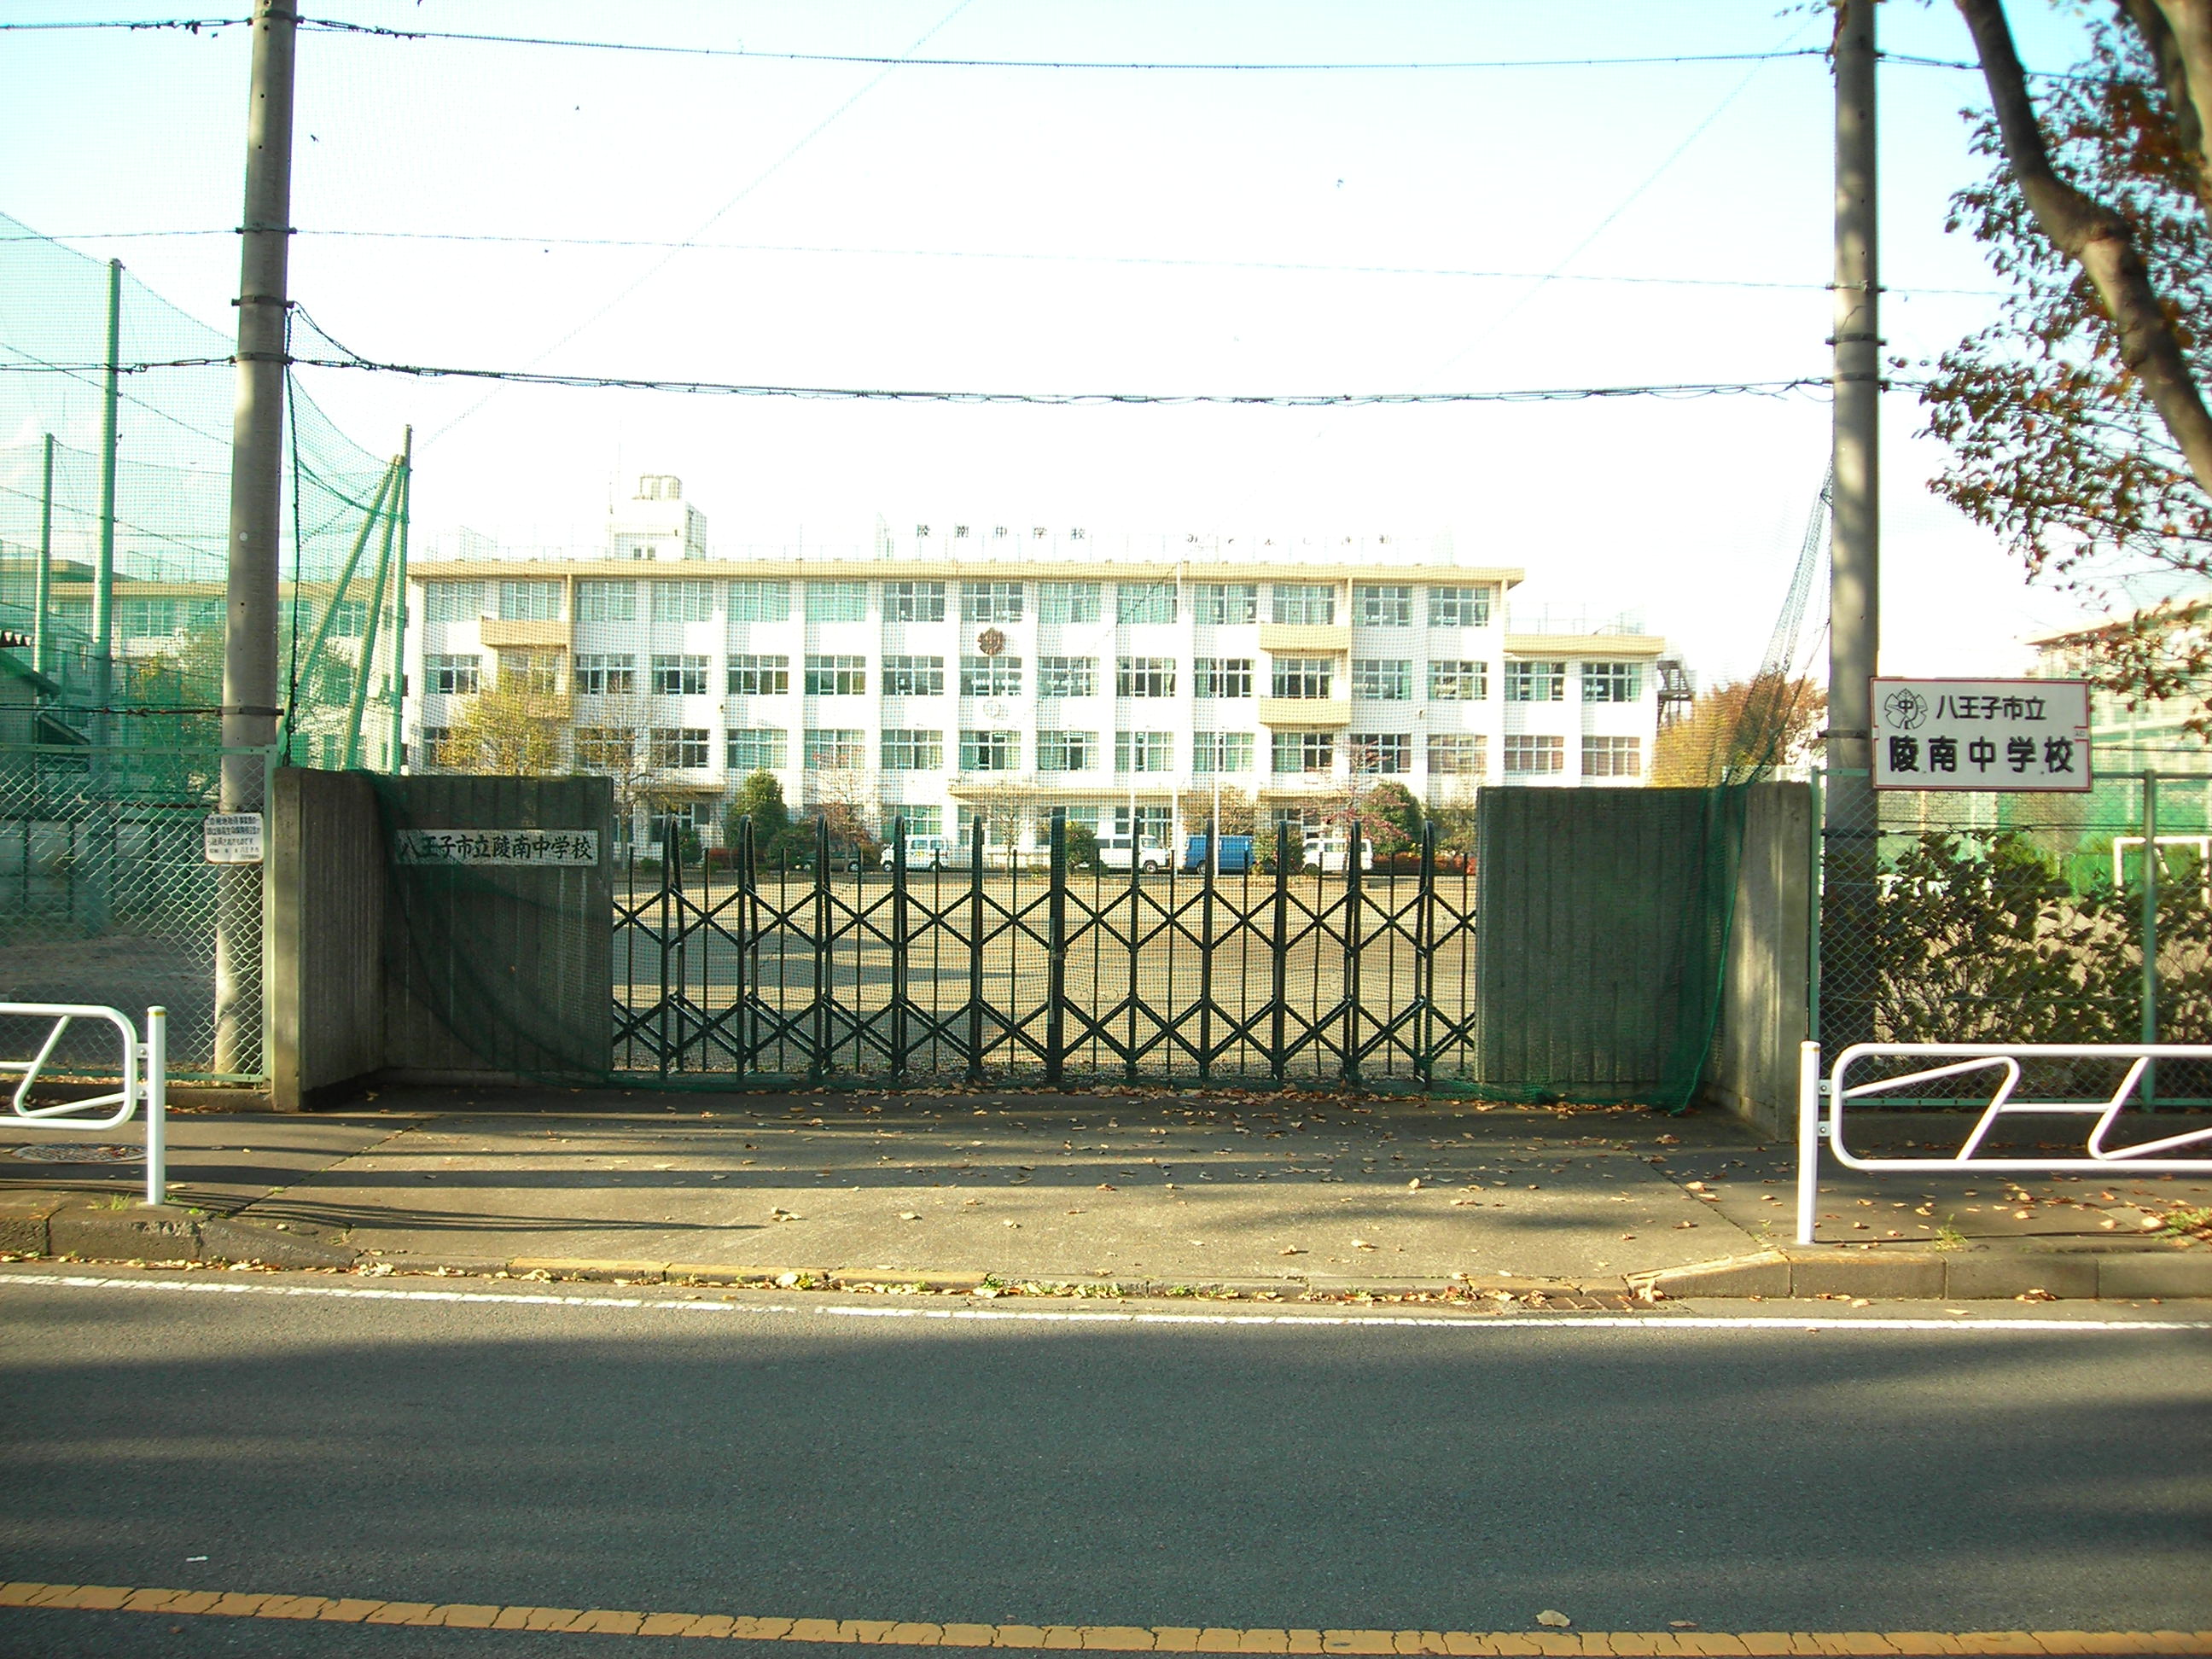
[3,1,2109,683]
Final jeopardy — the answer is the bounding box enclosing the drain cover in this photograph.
[9,1143,143,1164]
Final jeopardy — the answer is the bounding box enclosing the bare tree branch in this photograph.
[1958,0,2212,494]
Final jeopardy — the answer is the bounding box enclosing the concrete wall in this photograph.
[1702,781,1813,1137]
[265,769,613,1107]
[267,769,386,1110]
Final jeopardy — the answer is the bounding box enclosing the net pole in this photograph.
[278,457,395,756]
[387,428,411,771]
[32,434,53,676]
[95,259,119,731]
[340,463,404,770]
[2142,771,2159,1105]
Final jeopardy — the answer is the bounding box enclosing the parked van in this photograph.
[1304,835,1372,874]
[879,835,953,871]
[1181,834,1255,875]
[1097,835,1173,875]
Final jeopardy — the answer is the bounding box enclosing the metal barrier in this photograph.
[2,1003,167,1205]
[1795,1039,2212,1244]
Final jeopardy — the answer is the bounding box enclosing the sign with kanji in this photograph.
[393,829,602,866]
[1870,678,2091,792]
[202,812,265,864]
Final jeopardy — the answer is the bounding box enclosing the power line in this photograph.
[0,16,243,31]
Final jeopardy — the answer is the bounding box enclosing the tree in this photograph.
[437,687,567,775]
[1353,779,1423,859]
[725,769,790,851]
[1927,3,2212,721]
[573,696,659,844]
[1650,676,1825,787]
[1199,785,1258,837]
[1062,818,1101,870]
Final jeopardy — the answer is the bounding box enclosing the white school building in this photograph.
[403,480,1670,853]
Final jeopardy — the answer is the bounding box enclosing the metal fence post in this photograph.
[967,815,986,1083]
[1416,821,1436,1086]
[739,816,758,1074]
[2143,770,2159,1105]
[1125,817,1143,1082]
[1807,765,1824,1047]
[1270,820,1290,1084]
[1045,810,1067,1085]
[811,815,830,1080]
[891,817,910,1082]
[1342,816,1364,1087]
[656,819,676,1080]
[1197,815,1216,1083]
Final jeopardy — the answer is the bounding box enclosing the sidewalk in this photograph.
[2,1084,2207,1301]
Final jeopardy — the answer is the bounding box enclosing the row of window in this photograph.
[424,579,1498,629]
[428,652,1642,702]
[515,727,1640,778]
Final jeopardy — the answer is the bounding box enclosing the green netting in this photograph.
[0,212,405,1078]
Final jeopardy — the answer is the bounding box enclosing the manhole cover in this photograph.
[9,1143,143,1164]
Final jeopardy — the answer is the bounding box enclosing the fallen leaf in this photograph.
[1351,1239,1377,1251]
[1536,1611,1572,1629]
[2017,1287,2058,1302]
[898,1212,920,1221]
[1279,1246,1306,1255]
[1406,1179,1422,1191]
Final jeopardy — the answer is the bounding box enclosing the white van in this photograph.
[1096,835,1173,875]
[1304,835,1373,874]
[880,835,953,871]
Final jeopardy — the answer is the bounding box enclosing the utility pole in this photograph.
[213,0,298,1078]
[1825,0,1881,1045]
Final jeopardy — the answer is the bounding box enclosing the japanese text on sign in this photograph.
[393,829,602,866]
[202,812,265,864]
[1871,678,2092,793]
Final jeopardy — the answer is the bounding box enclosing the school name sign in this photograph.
[1871,678,2092,793]
[393,830,602,866]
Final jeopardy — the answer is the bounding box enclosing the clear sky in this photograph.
[3,0,2111,686]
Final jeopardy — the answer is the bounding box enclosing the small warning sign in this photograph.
[202,812,265,864]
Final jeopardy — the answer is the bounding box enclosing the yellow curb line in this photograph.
[2,1583,2209,1653]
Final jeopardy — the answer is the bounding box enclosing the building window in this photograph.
[650,581,714,623]
[805,655,867,696]
[1505,735,1566,775]
[651,727,710,769]
[1352,659,1412,700]
[1192,583,1258,625]
[884,805,943,840]
[1353,585,1412,627]
[1115,805,1173,845]
[1583,735,1643,777]
[1116,581,1177,625]
[1428,660,1487,701]
[1037,656,1097,698]
[1427,734,1487,776]
[726,728,789,771]
[961,581,1025,624]
[574,653,636,696]
[1039,581,1101,624]
[1582,661,1642,702]
[427,653,480,696]
[1191,731,1255,773]
[419,725,451,763]
[1349,732,1412,773]
[1272,583,1336,626]
[806,728,865,770]
[1037,731,1097,771]
[882,655,946,697]
[498,580,562,621]
[425,583,484,623]
[651,654,709,696]
[499,649,560,694]
[805,581,869,622]
[727,654,790,696]
[1116,656,1176,697]
[887,580,946,622]
[960,730,1020,771]
[1195,658,1254,699]
[321,598,366,638]
[574,727,637,770]
[961,655,1022,696]
[1272,731,1337,774]
[1271,656,1335,700]
[1429,585,1492,627]
[727,580,790,622]
[881,729,945,771]
[1505,660,1567,702]
[575,580,637,622]
[1116,731,1174,773]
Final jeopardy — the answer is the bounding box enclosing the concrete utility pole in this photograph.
[1824,0,1881,1044]
[213,0,297,1077]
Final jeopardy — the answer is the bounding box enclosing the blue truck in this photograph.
[1182,834,1254,875]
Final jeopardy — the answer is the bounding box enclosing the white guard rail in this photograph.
[2,1003,167,1206]
[1796,1039,2212,1245]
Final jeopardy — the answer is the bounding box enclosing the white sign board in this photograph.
[1871,678,2092,792]
[393,829,601,866]
[202,812,265,864]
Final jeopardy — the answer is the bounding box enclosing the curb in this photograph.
[1,1193,360,1272]
[1627,1247,2212,1301]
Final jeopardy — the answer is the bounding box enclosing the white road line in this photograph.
[1,1271,2207,1332]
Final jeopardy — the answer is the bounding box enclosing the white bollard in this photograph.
[1796,1039,1821,1246]
[143,1005,166,1208]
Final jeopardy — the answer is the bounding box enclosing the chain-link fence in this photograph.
[0,214,404,1079]
[1814,760,2212,1105]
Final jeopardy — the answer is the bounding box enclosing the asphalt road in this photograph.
[0,1270,2207,1656]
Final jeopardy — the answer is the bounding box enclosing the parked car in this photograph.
[1181,833,1254,875]
[1097,835,1173,875]
[1305,835,1373,873]
[879,835,953,871]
